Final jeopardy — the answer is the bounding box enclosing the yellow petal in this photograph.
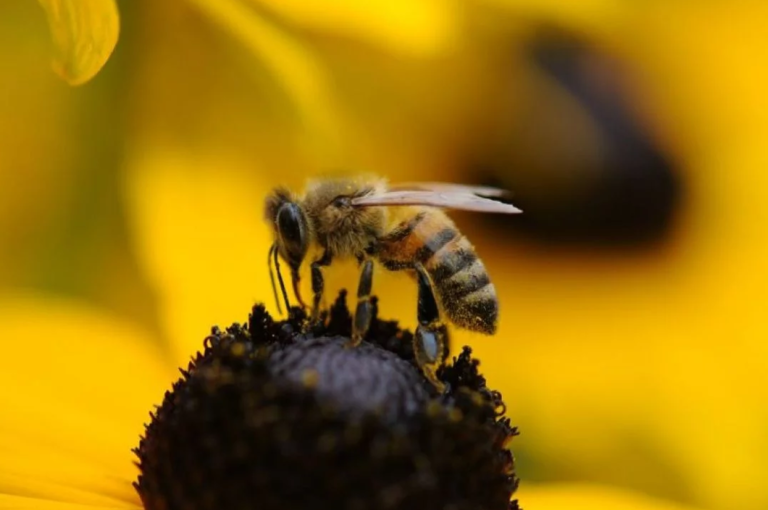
[0,292,169,507]
[187,0,342,161]
[479,0,623,37]
[440,3,768,510]
[256,0,457,56]
[36,0,120,85]
[124,146,278,368]
[0,493,127,510]
[520,483,703,510]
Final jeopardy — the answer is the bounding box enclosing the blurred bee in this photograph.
[264,176,521,389]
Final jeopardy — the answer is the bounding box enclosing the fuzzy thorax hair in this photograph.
[266,177,389,260]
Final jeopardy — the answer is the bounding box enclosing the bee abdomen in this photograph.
[424,234,498,335]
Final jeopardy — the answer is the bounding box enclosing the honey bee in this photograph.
[264,176,521,390]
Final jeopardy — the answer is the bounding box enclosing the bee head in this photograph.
[265,188,310,274]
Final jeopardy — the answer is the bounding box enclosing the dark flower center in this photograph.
[133,291,519,510]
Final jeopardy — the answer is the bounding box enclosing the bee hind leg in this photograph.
[348,258,374,347]
[413,264,448,393]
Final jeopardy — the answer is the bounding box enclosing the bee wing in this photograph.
[389,182,510,198]
[351,190,522,214]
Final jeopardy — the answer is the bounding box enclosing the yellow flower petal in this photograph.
[124,146,278,368]
[187,0,342,161]
[0,493,126,510]
[0,292,169,507]
[520,483,703,510]
[480,0,623,37]
[424,3,768,509]
[256,0,457,56]
[36,0,120,85]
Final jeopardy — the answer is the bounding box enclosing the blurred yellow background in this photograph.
[1,1,767,509]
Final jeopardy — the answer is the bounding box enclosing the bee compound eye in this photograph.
[276,203,304,244]
[276,203,308,270]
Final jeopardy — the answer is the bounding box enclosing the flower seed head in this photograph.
[134,291,519,510]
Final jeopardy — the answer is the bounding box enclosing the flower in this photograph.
[0,162,708,510]
[122,3,768,509]
[134,295,519,510]
[5,1,767,510]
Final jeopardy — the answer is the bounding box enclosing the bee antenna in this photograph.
[272,243,291,313]
[268,244,283,316]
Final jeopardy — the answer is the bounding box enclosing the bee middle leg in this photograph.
[349,258,374,347]
[310,250,333,322]
[413,263,448,392]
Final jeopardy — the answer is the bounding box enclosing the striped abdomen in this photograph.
[377,209,498,334]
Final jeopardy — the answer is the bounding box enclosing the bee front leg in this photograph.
[413,263,448,392]
[311,250,332,322]
[349,258,374,347]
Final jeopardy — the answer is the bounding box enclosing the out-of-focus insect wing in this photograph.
[388,182,510,198]
[351,190,522,214]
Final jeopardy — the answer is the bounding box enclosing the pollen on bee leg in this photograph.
[413,321,449,393]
